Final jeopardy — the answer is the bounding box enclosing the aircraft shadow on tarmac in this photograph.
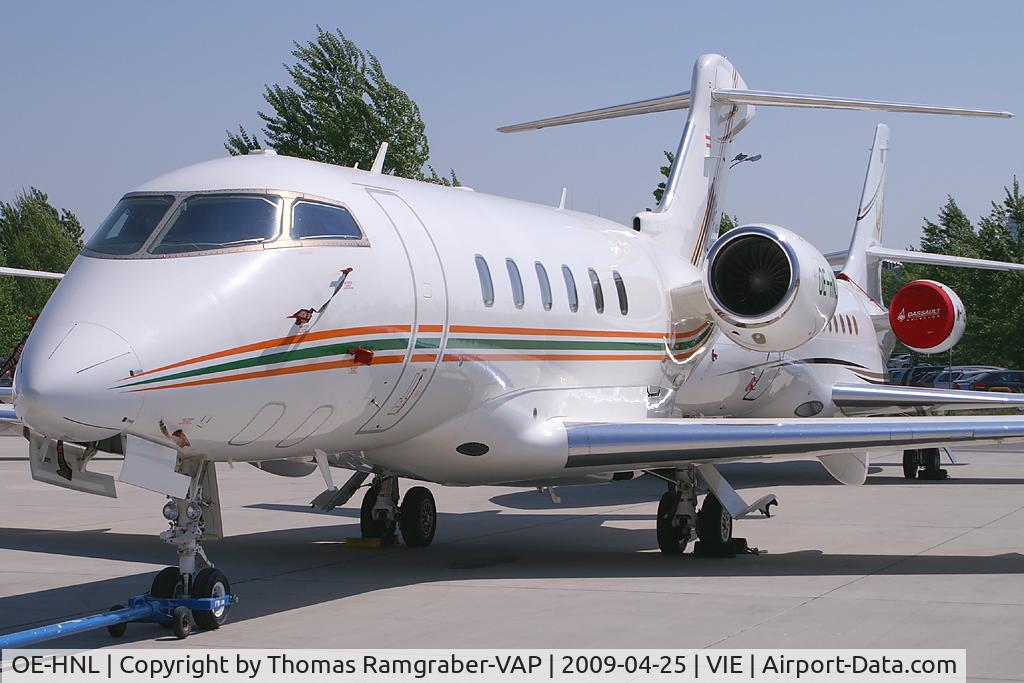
[2,463,1024,647]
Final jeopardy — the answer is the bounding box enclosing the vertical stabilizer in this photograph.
[842,124,889,300]
[633,54,755,265]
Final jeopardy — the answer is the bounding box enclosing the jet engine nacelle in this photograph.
[888,279,965,354]
[702,224,838,351]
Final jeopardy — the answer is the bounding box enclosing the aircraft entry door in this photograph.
[357,190,448,433]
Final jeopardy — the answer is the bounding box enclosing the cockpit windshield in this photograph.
[86,195,174,255]
[148,194,281,255]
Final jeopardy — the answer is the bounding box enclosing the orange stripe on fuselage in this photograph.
[126,324,412,380]
[675,322,711,339]
[448,325,665,339]
[417,324,444,333]
[129,353,406,392]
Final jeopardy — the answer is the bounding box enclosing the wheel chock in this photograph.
[345,537,384,548]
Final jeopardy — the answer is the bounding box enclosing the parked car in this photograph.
[930,369,964,389]
[914,370,943,387]
[949,371,988,390]
[899,365,942,386]
[888,354,913,370]
[954,370,1024,392]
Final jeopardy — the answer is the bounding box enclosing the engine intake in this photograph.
[702,224,837,351]
[708,232,794,316]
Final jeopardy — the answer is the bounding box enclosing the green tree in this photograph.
[653,150,736,235]
[226,26,457,185]
[0,188,83,352]
[890,181,1024,368]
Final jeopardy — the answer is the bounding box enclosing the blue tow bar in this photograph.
[0,594,236,649]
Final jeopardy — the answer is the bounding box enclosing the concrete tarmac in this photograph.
[1,437,1023,680]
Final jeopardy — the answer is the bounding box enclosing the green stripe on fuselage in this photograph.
[119,337,410,388]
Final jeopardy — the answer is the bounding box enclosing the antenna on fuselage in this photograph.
[370,142,389,174]
[558,187,568,210]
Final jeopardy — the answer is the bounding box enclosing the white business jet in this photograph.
[5,54,1023,624]
[644,121,1024,481]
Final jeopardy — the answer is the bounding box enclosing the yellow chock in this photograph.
[345,537,384,548]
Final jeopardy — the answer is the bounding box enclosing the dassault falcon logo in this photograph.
[896,307,941,323]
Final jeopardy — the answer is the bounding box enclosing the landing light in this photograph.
[185,502,203,522]
[161,500,179,521]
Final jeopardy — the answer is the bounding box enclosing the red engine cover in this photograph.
[889,280,964,353]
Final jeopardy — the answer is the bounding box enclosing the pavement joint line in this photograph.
[703,499,1024,649]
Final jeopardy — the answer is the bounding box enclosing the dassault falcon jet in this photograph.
[5,54,1022,628]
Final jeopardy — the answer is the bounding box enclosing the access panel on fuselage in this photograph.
[357,190,448,433]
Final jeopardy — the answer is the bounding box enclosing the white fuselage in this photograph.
[14,154,889,486]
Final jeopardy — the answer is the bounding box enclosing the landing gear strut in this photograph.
[153,459,233,634]
[903,448,948,480]
[655,465,739,557]
[359,474,438,547]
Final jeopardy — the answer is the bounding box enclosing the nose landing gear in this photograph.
[153,460,234,636]
[359,473,438,547]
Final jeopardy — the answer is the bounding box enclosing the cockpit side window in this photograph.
[149,194,281,255]
[292,200,363,240]
[86,195,175,255]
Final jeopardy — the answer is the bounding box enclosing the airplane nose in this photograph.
[15,322,144,442]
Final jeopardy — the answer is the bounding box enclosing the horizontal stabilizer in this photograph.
[867,246,1024,272]
[713,89,1012,118]
[497,92,691,132]
[833,383,1024,412]
[499,89,1011,133]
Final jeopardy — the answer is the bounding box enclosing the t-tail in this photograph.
[836,124,1024,305]
[499,53,1011,270]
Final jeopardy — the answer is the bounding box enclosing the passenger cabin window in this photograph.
[87,195,175,255]
[589,268,602,313]
[474,255,494,307]
[292,200,362,240]
[506,258,524,309]
[588,268,604,314]
[149,194,281,255]
[612,271,628,315]
[561,265,578,313]
[535,262,552,311]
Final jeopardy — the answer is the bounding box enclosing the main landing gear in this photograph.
[359,473,438,547]
[655,464,772,557]
[902,448,948,480]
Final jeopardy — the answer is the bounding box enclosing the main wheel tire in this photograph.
[902,450,919,479]
[191,567,231,630]
[924,448,941,472]
[171,606,192,640]
[656,491,687,555]
[150,566,182,598]
[360,485,396,540]
[399,486,437,547]
[697,494,733,554]
[107,605,127,638]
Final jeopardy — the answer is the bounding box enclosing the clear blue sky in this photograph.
[1,1,1021,254]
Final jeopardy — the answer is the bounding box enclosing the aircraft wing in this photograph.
[562,415,1024,470]
[0,266,63,280]
[832,383,1024,414]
